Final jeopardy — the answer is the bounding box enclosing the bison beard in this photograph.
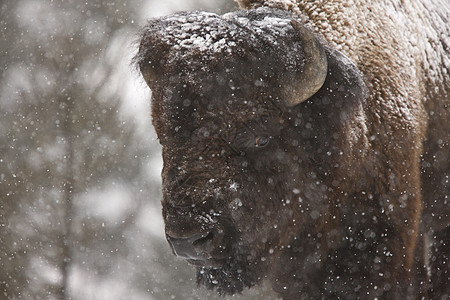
[196,245,260,295]
[135,1,450,299]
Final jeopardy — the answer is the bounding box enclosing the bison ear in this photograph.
[135,25,172,89]
[320,48,368,105]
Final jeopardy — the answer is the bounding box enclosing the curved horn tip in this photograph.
[285,20,328,107]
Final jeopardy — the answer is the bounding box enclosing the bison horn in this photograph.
[284,20,328,107]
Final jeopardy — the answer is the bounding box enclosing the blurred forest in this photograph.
[0,0,276,299]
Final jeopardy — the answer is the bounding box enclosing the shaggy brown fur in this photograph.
[136,1,449,298]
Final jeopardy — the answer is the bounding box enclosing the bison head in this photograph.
[136,7,367,295]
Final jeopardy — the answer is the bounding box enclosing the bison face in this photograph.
[156,84,317,294]
[136,7,367,295]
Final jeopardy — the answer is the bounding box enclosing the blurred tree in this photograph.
[0,0,153,298]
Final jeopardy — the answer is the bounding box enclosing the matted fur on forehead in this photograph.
[135,7,306,88]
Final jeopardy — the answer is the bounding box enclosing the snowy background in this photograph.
[0,0,277,299]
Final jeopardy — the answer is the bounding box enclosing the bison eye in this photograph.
[255,136,270,148]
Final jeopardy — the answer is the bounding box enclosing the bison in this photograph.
[135,0,449,298]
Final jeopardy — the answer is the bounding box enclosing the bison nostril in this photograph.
[193,231,214,249]
[166,232,213,260]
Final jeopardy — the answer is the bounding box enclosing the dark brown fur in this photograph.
[136,3,449,299]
